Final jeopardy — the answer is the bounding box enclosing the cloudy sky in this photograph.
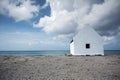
[0,0,120,50]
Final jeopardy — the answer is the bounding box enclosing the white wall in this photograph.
[72,27,104,55]
[70,42,75,55]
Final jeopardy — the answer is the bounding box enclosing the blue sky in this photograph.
[0,0,120,50]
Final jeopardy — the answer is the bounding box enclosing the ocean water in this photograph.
[0,50,119,56]
[104,50,120,56]
[0,50,70,56]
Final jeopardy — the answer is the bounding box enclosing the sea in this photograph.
[0,50,69,56]
[0,50,120,56]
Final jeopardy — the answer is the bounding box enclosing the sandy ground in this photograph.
[0,55,120,80]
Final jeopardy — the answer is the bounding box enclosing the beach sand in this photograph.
[0,56,120,80]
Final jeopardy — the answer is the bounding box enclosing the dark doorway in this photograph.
[86,44,90,49]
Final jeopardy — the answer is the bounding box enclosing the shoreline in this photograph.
[0,50,120,56]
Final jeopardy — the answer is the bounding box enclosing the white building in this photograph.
[70,27,104,55]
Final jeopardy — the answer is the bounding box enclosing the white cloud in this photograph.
[52,33,74,41]
[0,31,69,50]
[34,10,78,34]
[34,0,91,35]
[34,0,120,44]
[103,36,115,45]
[82,0,120,29]
[0,0,39,21]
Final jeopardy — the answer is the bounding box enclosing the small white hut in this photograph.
[70,27,104,55]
